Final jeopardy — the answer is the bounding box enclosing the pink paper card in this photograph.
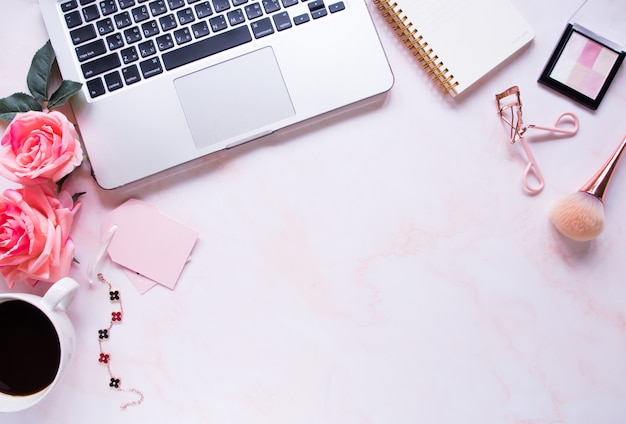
[102,199,198,290]
[123,267,158,294]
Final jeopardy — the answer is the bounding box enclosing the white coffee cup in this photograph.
[0,277,79,413]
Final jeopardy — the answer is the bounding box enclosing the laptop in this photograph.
[38,0,394,189]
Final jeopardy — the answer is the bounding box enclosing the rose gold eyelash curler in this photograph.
[495,86,579,195]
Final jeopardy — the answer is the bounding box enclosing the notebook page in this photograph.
[401,0,534,94]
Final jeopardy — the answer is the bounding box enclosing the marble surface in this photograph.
[2,0,626,422]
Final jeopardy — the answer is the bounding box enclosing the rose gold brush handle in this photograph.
[580,135,626,202]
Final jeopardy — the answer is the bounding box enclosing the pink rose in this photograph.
[0,110,83,185]
[0,182,81,288]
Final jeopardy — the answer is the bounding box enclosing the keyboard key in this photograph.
[132,5,150,22]
[177,8,195,24]
[82,4,101,21]
[70,24,97,44]
[149,0,167,15]
[99,0,118,15]
[244,3,262,19]
[212,0,230,12]
[251,17,273,38]
[174,28,193,44]
[114,11,133,28]
[307,0,324,9]
[209,15,227,31]
[139,57,163,78]
[261,0,280,14]
[96,17,115,34]
[75,39,107,61]
[65,10,83,28]
[106,33,125,49]
[61,0,78,12]
[141,20,160,36]
[232,0,248,5]
[167,0,186,8]
[105,35,125,53]
[124,26,142,43]
[162,25,252,70]
[156,34,175,50]
[159,14,177,30]
[191,21,210,38]
[80,0,96,5]
[227,9,245,25]
[122,64,142,84]
[281,0,297,7]
[272,11,291,30]
[293,13,308,24]
[328,1,343,12]
[194,1,213,17]
[81,53,121,78]
[120,46,139,63]
[311,8,326,18]
[138,40,157,57]
[86,77,106,98]
[104,71,124,91]
[308,0,326,18]
[118,0,136,8]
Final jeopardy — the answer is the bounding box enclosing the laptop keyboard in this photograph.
[60,0,346,99]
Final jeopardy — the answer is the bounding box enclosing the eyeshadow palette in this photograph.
[539,23,625,110]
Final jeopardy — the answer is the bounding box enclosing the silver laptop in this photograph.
[38,0,393,189]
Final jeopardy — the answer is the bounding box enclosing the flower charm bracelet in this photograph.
[97,273,144,410]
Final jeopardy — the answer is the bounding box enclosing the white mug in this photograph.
[0,277,79,413]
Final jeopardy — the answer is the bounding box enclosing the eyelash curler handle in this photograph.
[524,112,580,136]
[519,136,545,194]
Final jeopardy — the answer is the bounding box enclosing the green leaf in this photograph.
[48,80,82,109]
[26,40,56,103]
[0,93,43,123]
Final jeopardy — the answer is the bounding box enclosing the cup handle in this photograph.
[42,277,79,311]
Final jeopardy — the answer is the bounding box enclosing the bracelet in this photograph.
[97,273,144,410]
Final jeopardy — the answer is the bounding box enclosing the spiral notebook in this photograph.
[374,0,535,97]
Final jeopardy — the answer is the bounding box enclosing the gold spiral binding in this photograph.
[372,0,459,95]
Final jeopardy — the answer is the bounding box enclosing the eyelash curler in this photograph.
[495,86,579,194]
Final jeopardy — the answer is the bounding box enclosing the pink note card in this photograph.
[103,199,199,291]
[123,268,159,294]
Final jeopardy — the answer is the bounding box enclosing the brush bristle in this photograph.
[549,192,605,241]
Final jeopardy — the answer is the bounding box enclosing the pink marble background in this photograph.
[1,0,626,422]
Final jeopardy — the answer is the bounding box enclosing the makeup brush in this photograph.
[550,135,626,241]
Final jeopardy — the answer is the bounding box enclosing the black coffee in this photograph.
[0,300,61,396]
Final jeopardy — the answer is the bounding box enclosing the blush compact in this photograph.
[539,23,625,110]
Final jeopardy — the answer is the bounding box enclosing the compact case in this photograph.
[539,23,625,110]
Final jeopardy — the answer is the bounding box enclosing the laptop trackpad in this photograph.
[174,47,295,149]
